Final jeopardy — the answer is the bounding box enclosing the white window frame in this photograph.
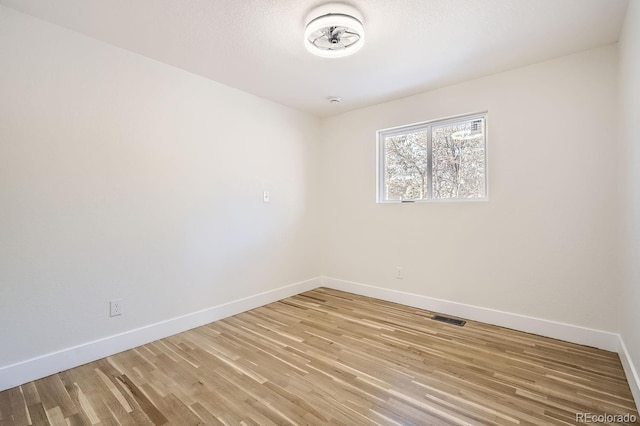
[376,112,488,203]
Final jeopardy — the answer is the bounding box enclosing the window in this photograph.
[377,112,487,202]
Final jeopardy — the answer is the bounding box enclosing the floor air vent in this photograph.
[432,315,466,326]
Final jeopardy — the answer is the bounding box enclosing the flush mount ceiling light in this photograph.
[304,6,364,58]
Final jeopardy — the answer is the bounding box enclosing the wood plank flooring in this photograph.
[0,288,637,425]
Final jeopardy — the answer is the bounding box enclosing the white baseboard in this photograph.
[321,277,620,352]
[0,277,321,392]
[619,336,640,413]
[2,274,634,413]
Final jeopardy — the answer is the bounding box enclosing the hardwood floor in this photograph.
[0,288,637,425]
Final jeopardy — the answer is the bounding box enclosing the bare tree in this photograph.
[384,132,428,200]
[432,123,485,199]
[383,120,485,201]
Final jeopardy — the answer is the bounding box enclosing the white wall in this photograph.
[319,45,620,331]
[620,0,640,391]
[0,7,321,367]
[0,2,632,394]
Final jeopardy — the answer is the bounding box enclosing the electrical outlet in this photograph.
[396,266,403,279]
[110,299,123,317]
[263,191,270,203]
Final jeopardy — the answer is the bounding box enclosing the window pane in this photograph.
[432,119,486,199]
[384,131,429,201]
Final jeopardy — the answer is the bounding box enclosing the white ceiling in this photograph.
[1,0,629,117]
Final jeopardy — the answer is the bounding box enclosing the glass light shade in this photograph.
[304,13,365,58]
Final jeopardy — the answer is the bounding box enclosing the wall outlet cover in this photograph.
[110,299,123,317]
